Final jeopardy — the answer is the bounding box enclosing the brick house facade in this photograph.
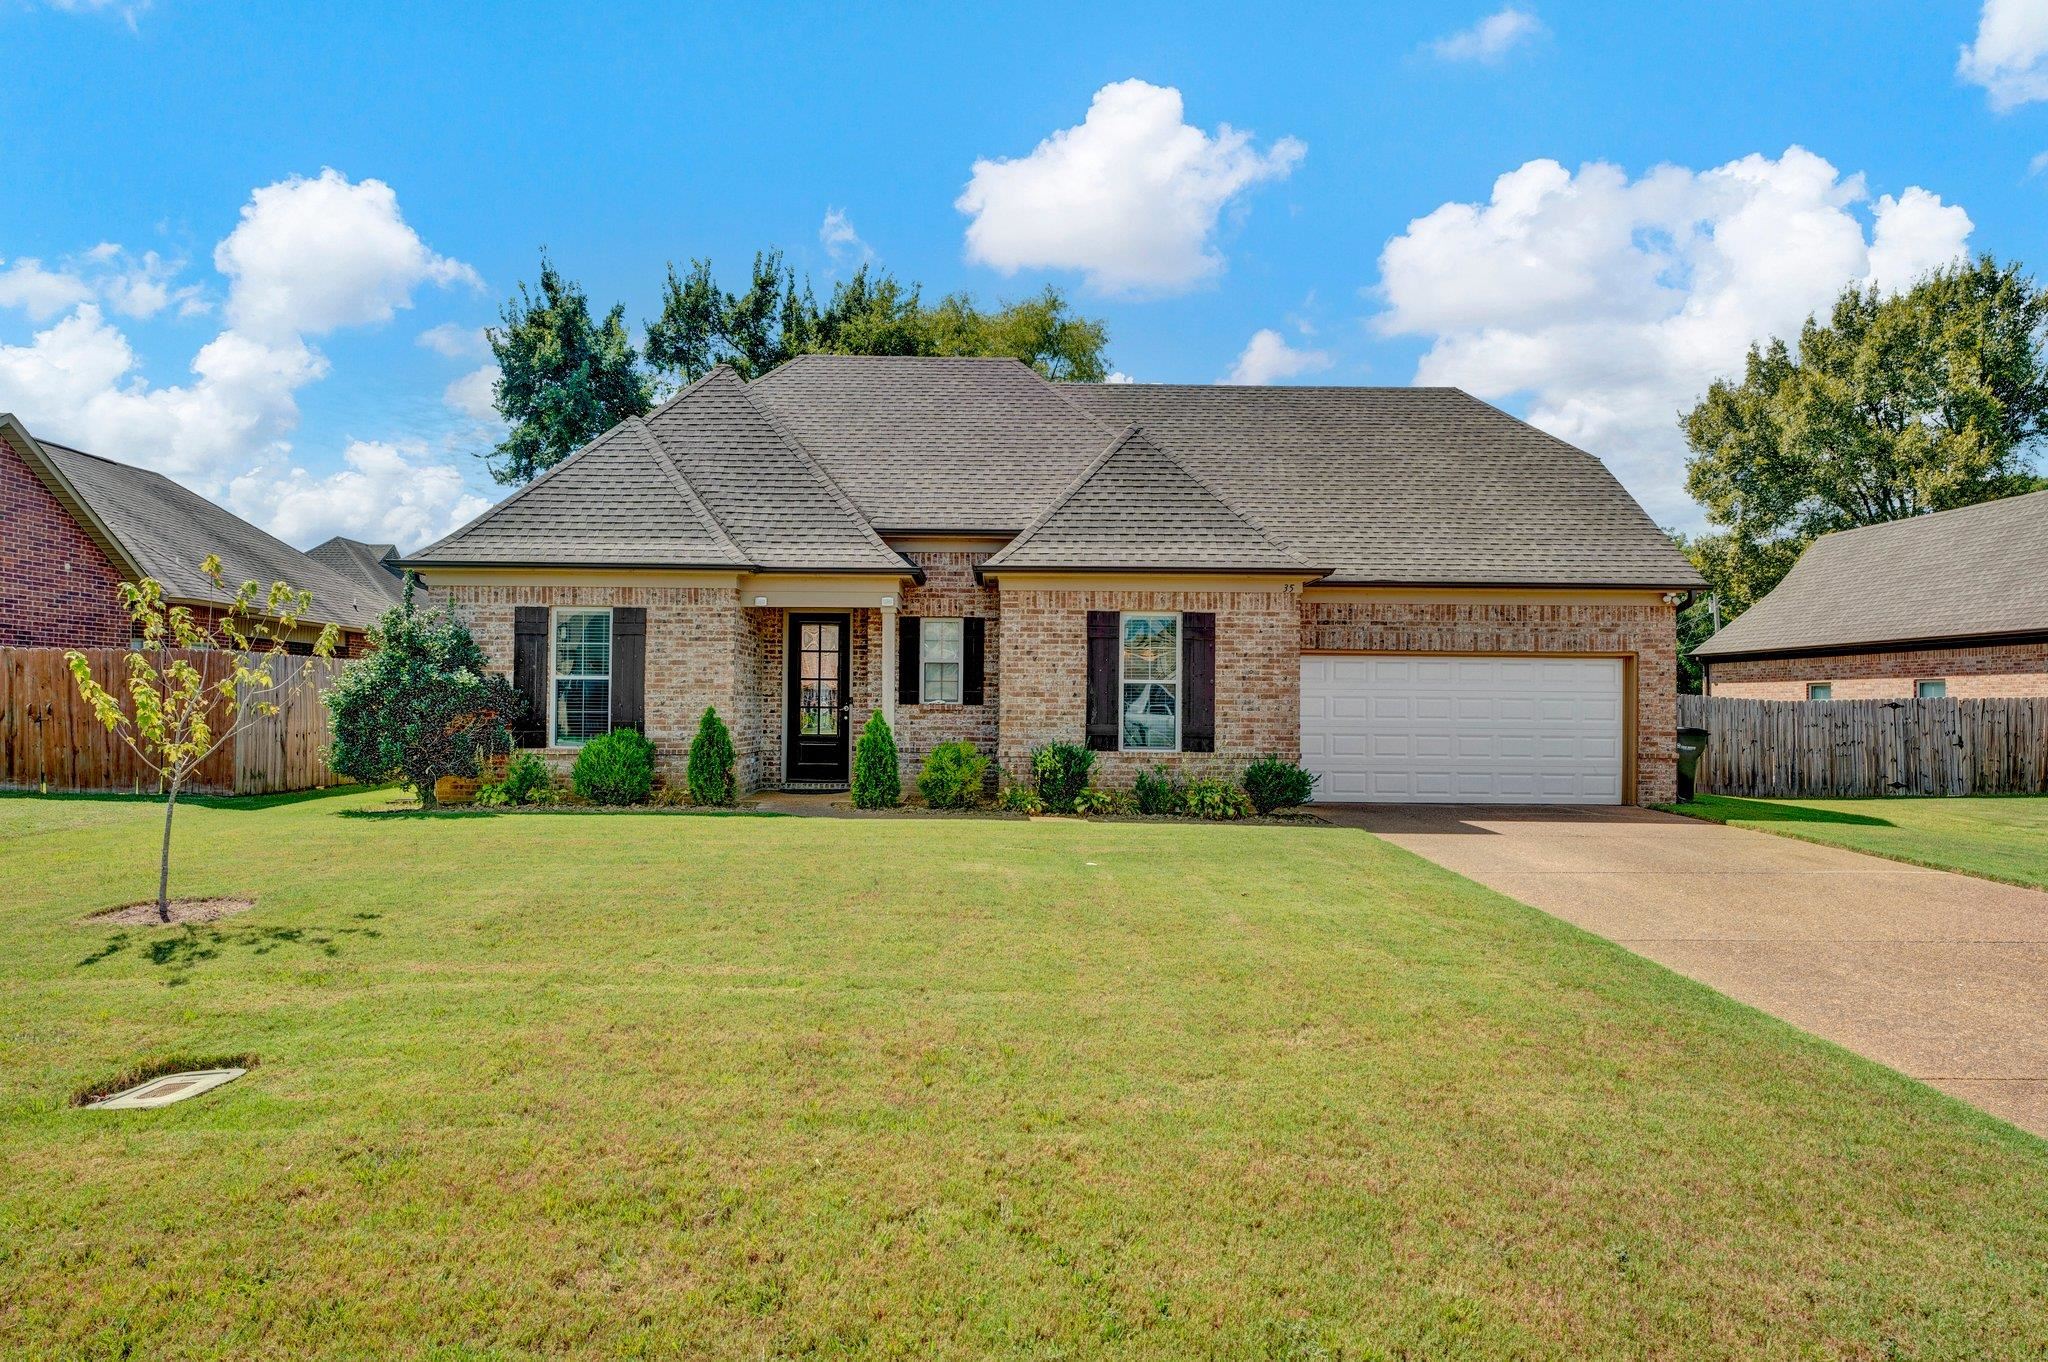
[1,432,137,649]
[1705,641,2048,701]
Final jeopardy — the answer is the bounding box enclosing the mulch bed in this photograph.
[84,897,256,927]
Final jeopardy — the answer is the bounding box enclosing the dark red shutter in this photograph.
[1086,610,1118,751]
[898,616,921,705]
[512,606,548,748]
[962,617,986,706]
[609,607,646,734]
[1183,611,1215,753]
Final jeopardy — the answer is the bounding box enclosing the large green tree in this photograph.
[486,253,651,485]
[1677,255,2048,688]
[644,251,1110,387]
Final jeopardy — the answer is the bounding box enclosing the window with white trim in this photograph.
[1806,682,1832,701]
[1120,612,1180,751]
[920,618,963,704]
[552,608,612,745]
[1916,679,1947,699]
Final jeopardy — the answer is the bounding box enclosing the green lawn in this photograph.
[1667,793,2048,890]
[4,790,2048,1358]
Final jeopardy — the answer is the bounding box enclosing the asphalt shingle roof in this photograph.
[1692,490,2048,659]
[30,436,391,630]
[307,537,407,609]
[982,426,1314,573]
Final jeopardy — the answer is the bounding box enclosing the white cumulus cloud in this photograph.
[1430,7,1543,64]
[227,438,491,552]
[444,363,502,425]
[1226,329,1332,384]
[214,168,481,342]
[1960,0,2048,110]
[957,79,1305,294]
[819,208,872,266]
[417,322,489,358]
[0,258,94,320]
[1374,147,1972,524]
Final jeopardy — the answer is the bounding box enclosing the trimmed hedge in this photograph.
[572,729,657,805]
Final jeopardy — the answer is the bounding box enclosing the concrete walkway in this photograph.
[1323,804,2048,1139]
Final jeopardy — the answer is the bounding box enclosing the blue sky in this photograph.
[2,0,2042,548]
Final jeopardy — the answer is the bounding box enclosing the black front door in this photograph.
[787,613,851,784]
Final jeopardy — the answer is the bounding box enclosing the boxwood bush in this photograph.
[917,741,989,810]
[1241,755,1318,814]
[572,729,657,805]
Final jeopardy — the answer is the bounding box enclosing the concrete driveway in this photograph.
[1324,804,2048,1139]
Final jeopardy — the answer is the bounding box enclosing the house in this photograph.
[1,413,385,654]
[1693,490,2048,701]
[404,358,1702,804]
[308,536,408,611]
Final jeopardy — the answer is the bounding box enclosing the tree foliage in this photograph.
[1681,256,2048,669]
[486,252,652,485]
[644,251,1110,387]
[67,557,339,920]
[325,579,520,807]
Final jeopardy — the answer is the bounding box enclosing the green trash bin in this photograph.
[1676,726,1709,801]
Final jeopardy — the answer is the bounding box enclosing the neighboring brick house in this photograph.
[1693,491,2048,701]
[406,357,1702,805]
[1,413,386,654]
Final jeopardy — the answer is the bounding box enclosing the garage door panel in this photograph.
[1302,654,1624,805]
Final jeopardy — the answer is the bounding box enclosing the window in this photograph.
[1916,679,1947,699]
[920,618,963,704]
[1120,612,1180,751]
[1806,682,1832,701]
[552,608,612,745]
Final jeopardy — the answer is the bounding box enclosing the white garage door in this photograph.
[1300,655,1624,805]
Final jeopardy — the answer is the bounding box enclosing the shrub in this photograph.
[1029,742,1096,813]
[851,711,901,809]
[686,707,738,806]
[1133,765,1185,816]
[918,741,989,810]
[572,729,657,805]
[1182,777,1254,821]
[478,751,554,807]
[1072,787,1114,816]
[1241,755,1318,814]
[997,783,1045,815]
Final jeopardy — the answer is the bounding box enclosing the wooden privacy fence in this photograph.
[1679,693,2048,798]
[0,647,349,796]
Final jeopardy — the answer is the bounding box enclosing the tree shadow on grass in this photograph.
[1679,796,1894,828]
[77,913,383,984]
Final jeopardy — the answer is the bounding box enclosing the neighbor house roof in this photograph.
[1692,490,2048,660]
[307,537,407,609]
[3,414,388,631]
[408,366,911,576]
[402,356,1701,589]
[981,426,1317,574]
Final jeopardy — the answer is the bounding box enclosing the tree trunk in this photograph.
[156,781,180,923]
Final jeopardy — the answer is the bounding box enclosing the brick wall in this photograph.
[1707,641,2048,700]
[996,582,1302,785]
[1302,596,1680,805]
[0,433,132,649]
[895,551,1001,783]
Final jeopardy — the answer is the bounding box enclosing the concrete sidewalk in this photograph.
[1322,804,2048,1139]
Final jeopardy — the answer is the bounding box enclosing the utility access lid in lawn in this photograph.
[84,1068,245,1110]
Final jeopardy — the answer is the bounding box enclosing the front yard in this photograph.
[1668,792,2048,890]
[4,790,2047,1358]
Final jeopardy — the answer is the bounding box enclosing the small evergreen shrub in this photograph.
[478,751,554,807]
[1108,789,1141,816]
[1133,765,1184,816]
[572,729,657,805]
[1182,777,1254,821]
[1241,755,1318,814]
[917,741,989,810]
[997,783,1045,815]
[686,707,738,806]
[1029,742,1096,813]
[851,711,901,809]
[1071,787,1114,816]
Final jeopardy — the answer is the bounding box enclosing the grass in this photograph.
[4,788,2048,1358]
[1666,793,2048,890]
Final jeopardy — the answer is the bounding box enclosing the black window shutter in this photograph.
[1086,610,1119,751]
[897,616,921,705]
[609,607,646,734]
[511,606,549,748]
[1183,611,1216,753]
[962,617,986,706]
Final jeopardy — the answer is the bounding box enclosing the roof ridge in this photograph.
[1812,488,2048,545]
[408,417,640,562]
[734,373,908,568]
[1126,424,1307,566]
[640,362,738,424]
[626,416,753,566]
[985,424,1142,563]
